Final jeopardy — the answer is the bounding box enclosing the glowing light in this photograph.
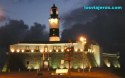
[56,49,58,52]
[79,36,87,44]
[80,65,83,69]
[88,49,90,52]
[67,49,69,52]
[34,66,39,69]
[60,65,64,69]
[52,66,57,69]
[114,64,117,68]
[45,48,48,52]
[49,37,60,41]
[106,63,111,67]
[104,59,111,67]
[16,49,20,53]
[89,65,92,69]
[73,66,78,69]
[49,49,52,52]
[80,49,83,52]
[61,49,64,52]
[56,69,68,74]
[92,45,100,67]
[118,64,120,68]
[28,66,31,69]
[44,61,48,66]
[2,65,7,72]
[49,18,59,28]
[56,9,58,14]
[31,49,34,53]
[80,37,84,42]
[10,48,15,53]
[90,49,92,53]
[75,48,78,52]
[88,49,92,52]
[114,63,120,68]
[21,49,24,53]
[49,18,58,23]
[40,49,43,53]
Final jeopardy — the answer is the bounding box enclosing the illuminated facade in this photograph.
[103,53,120,68]
[7,4,120,71]
[9,41,101,70]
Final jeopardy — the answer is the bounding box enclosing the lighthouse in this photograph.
[49,4,60,41]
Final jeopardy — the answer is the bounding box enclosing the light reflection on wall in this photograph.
[52,65,58,69]
[73,66,78,69]
[21,49,24,53]
[104,59,110,67]
[10,48,15,53]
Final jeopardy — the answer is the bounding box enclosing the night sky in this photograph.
[0,0,81,28]
[0,0,125,69]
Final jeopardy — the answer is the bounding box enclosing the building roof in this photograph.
[16,40,77,44]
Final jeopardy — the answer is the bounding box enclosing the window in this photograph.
[25,46,30,52]
[53,46,57,50]
[53,29,55,31]
[58,46,61,52]
[35,46,40,52]
[64,46,67,51]
[44,46,48,52]
[26,46,29,50]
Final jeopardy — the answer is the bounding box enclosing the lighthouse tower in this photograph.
[49,4,60,41]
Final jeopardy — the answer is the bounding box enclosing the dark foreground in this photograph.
[0,69,124,78]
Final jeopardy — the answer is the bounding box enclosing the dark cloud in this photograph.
[0,20,48,48]
[61,7,97,29]
[0,19,48,70]
[0,20,28,70]
[61,0,125,66]
[0,20,28,47]
[23,23,48,41]
[61,0,125,49]
[61,0,125,29]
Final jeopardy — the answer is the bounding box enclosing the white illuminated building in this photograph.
[7,4,120,71]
